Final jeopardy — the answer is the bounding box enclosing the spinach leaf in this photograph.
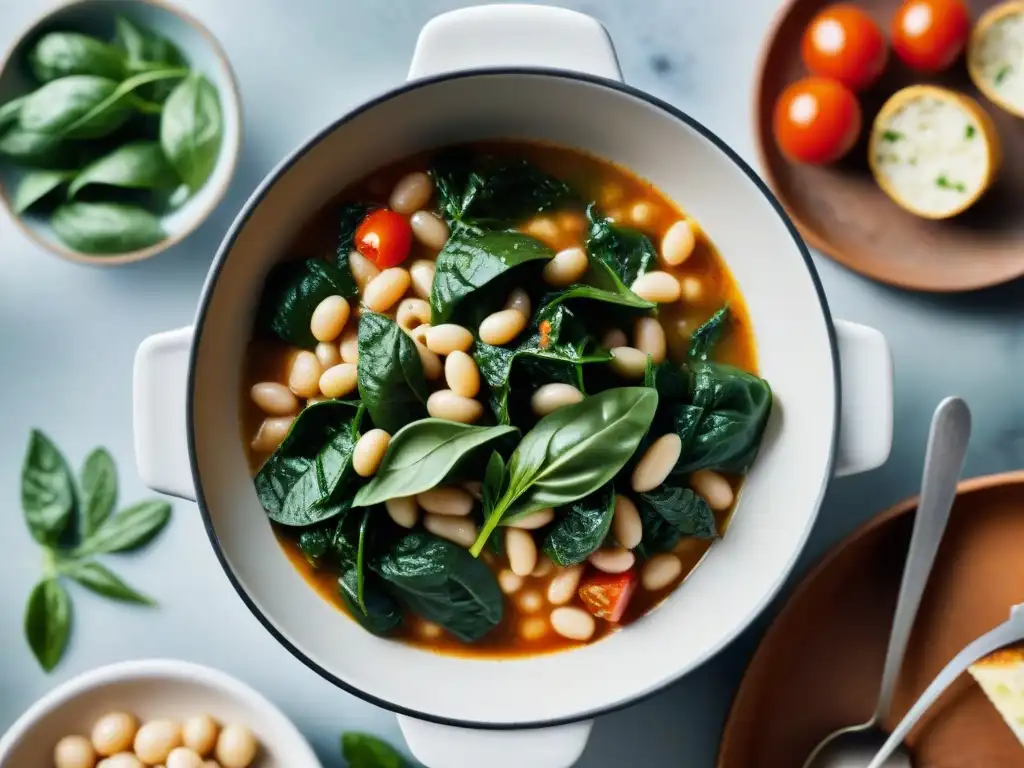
[79,448,117,538]
[688,306,730,361]
[63,560,154,605]
[13,170,73,214]
[341,732,411,768]
[354,421,518,506]
[585,203,656,287]
[68,141,177,198]
[75,499,171,555]
[543,484,615,566]
[51,202,164,254]
[24,578,71,672]
[21,430,75,546]
[430,230,552,325]
[28,32,125,82]
[160,72,223,192]
[357,312,430,434]
[337,202,373,261]
[256,259,357,348]
[472,387,658,553]
[376,531,503,642]
[298,510,361,570]
[540,282,654,315]
[0,96,24,133]
[644,359,689,401]
[339,569,403,637]
[254,400,366,527]
[636,485,717,554]
[114,15,186,101]
[0,127,74,168]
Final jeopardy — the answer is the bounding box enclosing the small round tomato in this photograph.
[355,209,413,268]
[578,569,638,623]
[773,76,863,165]
[801,5,889,91]
[892,0,970,72]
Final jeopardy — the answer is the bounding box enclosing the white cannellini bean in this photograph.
[310,295,350,342]
[167,747,204,768]
[427,390,483,423]
[463,480,483,499]
[518,590,543,612]
[479,308,527,346]
[250,382,298,416]
[214,723,258,768]
[445,350,480,398]
[288,351,323,398]
[409,323,431,345]
[396,298,431,331]
[364,268,411,312]
[319,363,358,398]
[530,383,584,416]
[550,606,595,641]
[504,288,531,318]
[634,317,666,364]
[389,171,433,214]
[630,201,657,228]
[409,259,435,300]
[424,513,478,548]
[307,396,328,405]
[612,494,643,549]
[506,528,538,576]
[588,547,636,574]
[410,210,449,250]
[315,341,342,369]
[680,275,704,303]
[507,507,555,529]
[632,434,683,492]
[413,339,443,380]
[525,216,560,246]
[661,219,697,266]
[352,429,391,477]
[519,616,549,641]
[417,486,474,516]
[547,564,585,605]
[385,496,420,528]
[602,328,628,348]
[498,569,523,594]
[348,250,380,291]
[250,416,294,453]
[690,469,735,511]
[425,324,474,355]
[54,735,96,768]
[133,719,182,765]
[532,554,554,577]
[339,326,359,363]
[631,271,681,303]
[642,553,684,591]
[181,715,218,757]
[609,346,648,379]
[542,246,588,287]
[97,756,143,768]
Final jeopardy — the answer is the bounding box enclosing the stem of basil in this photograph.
[469,494,513,557]
[41,547,57,578]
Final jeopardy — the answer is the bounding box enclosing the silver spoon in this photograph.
[801,396,972,768]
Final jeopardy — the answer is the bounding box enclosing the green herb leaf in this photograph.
[24,578,71,672]
[28,32,125,82]
[357,312,430,433]
[996,65,1012,85]
[80,447,117,538]
[160,72,222,192]
[339,569,403,637]
[0,96,24,133]
[965,124,976,139]
[63,560,154,605]
[481,450,506,512]
[355,509,370,612]
[881,130,904,142]
[336,202,374,262]
[935,175,966,193]
[688,305,730,361]
[114,15,186,101]
[354,421,518,506]
[256,259,357,348]
[637,485,717,554]
[0,127,74,168]
[21,430,75,546]
[585,203,656,287]
[77,499,171,555]
[341,731,411,768]
[13,170,73,214]
[51,202,165,254]
[543,484,615,566]
[68,141,178,198]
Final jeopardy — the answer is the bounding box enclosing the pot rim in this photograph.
[185,67,840,730]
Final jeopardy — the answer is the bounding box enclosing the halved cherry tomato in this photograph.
[578,568,638,623]
[355,209,413,268]
[801,5,889,91]
[773,76,863,165]
[892,0,970,73]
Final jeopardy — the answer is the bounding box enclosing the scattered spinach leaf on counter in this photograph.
[585,202,656,287]
[256,258,357,348]
[79,447,116,538]
[24,578,71,673]
[341,731,413,768]
[74,499,172,556]
[688,305,730,361]
[22,430,76,546]
[28,32,126,82]
[62,560,154,604]
[51,202,165,254]
[67,140,177,198]
[13,170,73,213]
[160,72,223,191]
[357,312,430,434]
[543,483,615,566]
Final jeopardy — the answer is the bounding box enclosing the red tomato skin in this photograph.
[578,569,638,623]
[801,4,889,91]
[891,0,970,73]
[355,209,413,269]
[773,77,863,165]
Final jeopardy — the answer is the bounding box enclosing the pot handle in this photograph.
[133,326,196,501]
[833,319,893,477]
[407,5,622,82]
[398,715,592,768]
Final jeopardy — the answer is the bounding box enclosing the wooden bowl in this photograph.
[718,470,1024,767]
[754,0,1024,292]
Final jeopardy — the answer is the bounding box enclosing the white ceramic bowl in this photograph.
[130,6,894,768]
[0,659,322,767]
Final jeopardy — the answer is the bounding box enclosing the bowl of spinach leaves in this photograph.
[0,0,241,264]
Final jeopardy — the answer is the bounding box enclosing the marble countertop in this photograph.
[1,0,1022,765]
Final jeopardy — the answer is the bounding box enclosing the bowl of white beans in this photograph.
[0,660,321,768]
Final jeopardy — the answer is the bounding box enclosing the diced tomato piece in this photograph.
[578,568,638,623]
[355,209,413,268]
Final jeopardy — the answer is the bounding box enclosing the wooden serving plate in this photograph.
[718,471,1024,767]
[753,0,1024,292]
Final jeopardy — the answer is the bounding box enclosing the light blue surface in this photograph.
[1,1,1021,766]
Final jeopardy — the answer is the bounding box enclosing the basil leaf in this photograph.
[80,447,117,538]
[63,560,154,605]
[688,306,730,361]
[636,486,717,554]
[0,96,24,132]
[68,141,177,198]
[24,578,71,672]
[481,450,506,513]
[357,312,429,433]
[77,499,171,555]
[256,259,357,348]
[114,15,186,102]
[28,32,125,82]
[375,531,503,642]
[341,732,411,768]
[585,203,656,287]
[254,400,365,526]
[543,483,615,566]
[21,430,75,546]
[160,72,223,192]
[52,202,165,254]
[354,421,518,506]
[430,231,553,325]
[13,170,73,214]
[339,570,403,637]
[0,127,75,168]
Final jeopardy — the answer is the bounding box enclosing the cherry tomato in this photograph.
[801,5,889,91]
[892,0,970,72]
[355,209,413,268]
[773,76,863,165]
[578,569,638,623]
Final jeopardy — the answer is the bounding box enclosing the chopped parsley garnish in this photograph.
[996,65,1012,85]
[882,130,904,142]
[936,175,966,193]
[965,124,976,139]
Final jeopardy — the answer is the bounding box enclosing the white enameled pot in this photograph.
[131,6,894,767]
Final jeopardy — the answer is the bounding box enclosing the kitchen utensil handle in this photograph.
[867,606,1024,768]
[398,716,592,768]
[407,4,622,81]
[833,320,894,477]
[133,326,196,501]
[873,397,971,722]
